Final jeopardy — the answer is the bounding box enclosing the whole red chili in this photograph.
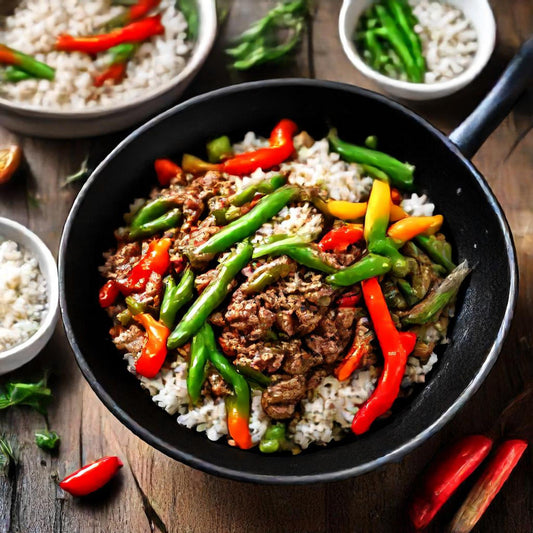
[99,279,120,308]
[154,158,182,186]
[133,313,170,378]
[59,456,123,497]
[120,237,171,295]
[56,15,164,54]
[408,435,494,530]
[351,277,409,435]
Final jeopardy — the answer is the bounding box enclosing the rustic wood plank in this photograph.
[0,1,531,532]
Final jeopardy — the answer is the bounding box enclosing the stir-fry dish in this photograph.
[99,119,469,452]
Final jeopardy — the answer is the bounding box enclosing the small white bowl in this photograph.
[339,0,496,100]
[0,218,59,375]
[0,0,217,138]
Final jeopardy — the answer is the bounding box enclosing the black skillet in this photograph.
[59,38,532,484]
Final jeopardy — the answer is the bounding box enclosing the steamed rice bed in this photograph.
[100,127,457,452]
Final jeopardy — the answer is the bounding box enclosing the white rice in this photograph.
[120,131,443,449]
[410,0,478,83]
[0,239,48,352]
[0,0,191,109]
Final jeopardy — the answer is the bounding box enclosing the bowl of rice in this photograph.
[0,217,59,375]
[0,0,217,138]
[339,0,496,100]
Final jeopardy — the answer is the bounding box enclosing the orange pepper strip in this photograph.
[226,396,253,449]
[387,215,443,243]
[133,313,170,378]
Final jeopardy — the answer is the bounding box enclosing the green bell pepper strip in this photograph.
[167,241,253,348]
[129,208,182,240]
[195,185,299,255]
[207,135,233,163]
[254,242,338,274]
[396,278,419,306]
[252,234,313,257]
[402,260,470,326]
[326,253,392,287]
[202,323,252,449]
[385,0,425,77]
[328,128,414,190]
[2,66,32,82]
[241,260,294,295]
[235,364,271,387]
[0,44,55,80]
[230,175,286,207]
[159,268,195,329]
[374,5,422,82]
[125,295,146,315]
[414,235,456,273]
[259,422,287,453]
[186,326,209,404]
[369,238,409,277]
[130,197,176,229]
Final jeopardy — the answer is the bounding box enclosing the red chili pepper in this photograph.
[399,331,417,354]
[449,439,528,533]
[338,293,361,308]
[154,158,182,186]
[351,277,408,435]
[94,62,127,87]
[226,396,253,450]
[56,15,164,54]
[130,0,161,21]
[408,435,494,530]
[319,224,364,253]
[120,237,171,295]
[59,456,123,497]
[133,313,170,378]
[99,279,120,308]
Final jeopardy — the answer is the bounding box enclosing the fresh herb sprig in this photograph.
[35,429,60,452]
[226,0,310,70]
[0,377,52,415]
[0,435,18,475]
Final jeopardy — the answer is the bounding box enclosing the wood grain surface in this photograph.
[0,1,531,532]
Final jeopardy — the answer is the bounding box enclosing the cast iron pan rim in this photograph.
[59,78,518,484]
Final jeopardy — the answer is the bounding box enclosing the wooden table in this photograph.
[0,1,531,531]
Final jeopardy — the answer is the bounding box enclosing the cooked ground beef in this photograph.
[204,367,232,397]
[110,324,145,359]
[261,375,306,420]
[101,241,141,283]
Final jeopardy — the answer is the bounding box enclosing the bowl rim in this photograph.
[0,217,59,364]
[0,0,217,118]
[59,79,517,484]
[338,0,497,94]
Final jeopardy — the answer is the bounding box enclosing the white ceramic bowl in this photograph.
[0,218,59,375]
[0,0,217,138]
[339,0,496,100]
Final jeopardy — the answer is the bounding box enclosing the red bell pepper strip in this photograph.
[399,331,417,354]
[319,224,364,252]
[182,119,298,176]
[449,439,528,533]
[103,0,161,29]
[154,158,182,186]
[337,293,361,308]
[56,15,164,54]
[120,237,171,295]
[133,313,170,378]
[351,277,408,434]
[335,335,370,382]
[94,62,127,87]
[390,187,402,205]
[408,435,494,530]
[59,456,123,497]
[99,279,120,308]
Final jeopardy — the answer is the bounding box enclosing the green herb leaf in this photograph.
[35,429,60,452]
[63,156,90,186]
[0,435,18,474]
[0,376,52,415]
[226,0,310,70]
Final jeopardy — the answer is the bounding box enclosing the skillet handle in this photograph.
[449,36,533,159]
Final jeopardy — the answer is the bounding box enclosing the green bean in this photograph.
[129,208,181,240]
[230,175,286,207]
[130,197,176,229]
[326,253,392,287]
[414,235,456,273]
[187,327,209,404]
[159,268,195,329]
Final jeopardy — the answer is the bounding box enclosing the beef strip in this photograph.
[100,241,141,283]
[261,375,306,420]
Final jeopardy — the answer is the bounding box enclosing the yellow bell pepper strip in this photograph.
[351,277,415,434]
[202,323,252,449]
[326,253,392,287]
[328,128,415,190]
[0,44,55,80]
[390,204,409,221]
[319,224,364,252]
[387,215,443,244]
[313,198,407,222]
[133,313,170,378]
[364,178,390,244]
